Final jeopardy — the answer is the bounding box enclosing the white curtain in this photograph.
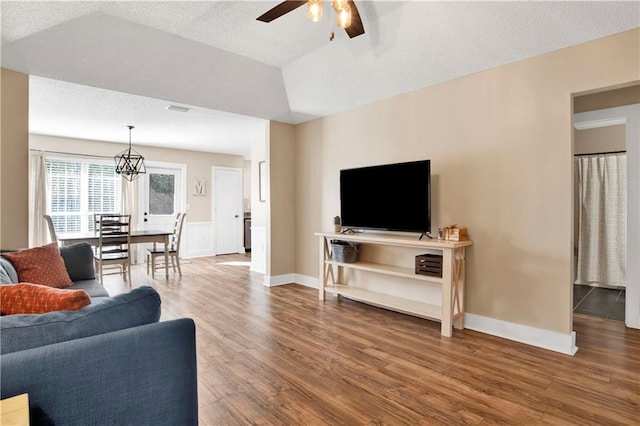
[121,177,139,262]
[575,153,626,288]
[29,151,49,247]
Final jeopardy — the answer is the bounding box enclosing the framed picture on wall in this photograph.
[259,161,266,202]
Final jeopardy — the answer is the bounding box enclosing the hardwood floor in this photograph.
[104,255,640,425]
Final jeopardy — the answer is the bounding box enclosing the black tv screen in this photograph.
[340,160,431,233]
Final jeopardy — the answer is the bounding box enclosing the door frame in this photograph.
[137,161,187,228]
[136,161,187,261]
[573,104,640,329]
[211,166,244,255]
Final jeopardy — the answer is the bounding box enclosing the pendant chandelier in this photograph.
[114,125,146,181]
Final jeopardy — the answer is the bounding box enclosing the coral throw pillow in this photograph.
[1,243,73,288]
[0,283,90,315]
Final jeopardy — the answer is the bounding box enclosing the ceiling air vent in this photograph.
[165,105,191,113]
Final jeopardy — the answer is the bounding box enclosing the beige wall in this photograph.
[575,85,640,113]
[1,68,29,249]
[574,125,626,155]
[294,29,640,334]
[268,121,296,277]
[30,134,244,223]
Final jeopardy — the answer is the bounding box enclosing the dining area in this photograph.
[46,212,186,281]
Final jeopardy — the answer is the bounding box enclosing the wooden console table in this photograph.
[316,232,473,337]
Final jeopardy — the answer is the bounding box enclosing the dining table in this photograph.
[57,229,172,279]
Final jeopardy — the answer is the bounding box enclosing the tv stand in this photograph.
[339,228,357,235]
[315,231,473,337]
[418,232,433,240]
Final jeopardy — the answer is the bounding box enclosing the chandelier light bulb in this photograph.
[336,5,352,29]
[307,0,323,23]
[332,0,349,11]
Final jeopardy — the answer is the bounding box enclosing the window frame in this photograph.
[45,156,122,234]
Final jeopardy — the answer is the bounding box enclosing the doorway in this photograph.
[572,100,640,329]
[212,167,243,255]
[138,163,187,260]
[140,166,183,230]
[572,129,626,321]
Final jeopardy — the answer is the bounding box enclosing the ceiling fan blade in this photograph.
[257,1,307,23]
[345,0,365,38]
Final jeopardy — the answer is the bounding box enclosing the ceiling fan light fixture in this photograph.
[307,0,323,22]
[336,5,352,29]
[332,0,349,11]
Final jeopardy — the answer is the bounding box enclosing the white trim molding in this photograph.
[573,117,626,130]
[250,226,266,274]
[183,221,215,258]
[465,313,578,356]
[294,274,319,289]
[266,273,318,288]
[264,273,297,287]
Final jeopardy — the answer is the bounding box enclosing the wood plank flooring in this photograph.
[104,255,640,425]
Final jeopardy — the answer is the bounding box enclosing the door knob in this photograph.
[234,215,239,218]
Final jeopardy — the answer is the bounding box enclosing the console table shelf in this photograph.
[325,284,443,320]
[325,260,444,284]
[316,231,473,337]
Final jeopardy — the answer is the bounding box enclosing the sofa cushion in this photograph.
[0,286,161,354]
[0,264,13,284]
[70,279,110,298]
[0,283,90,315]
[1,243,72,288]
[0,319,198,426]
[59,242,96,281]
[0,256,18,284]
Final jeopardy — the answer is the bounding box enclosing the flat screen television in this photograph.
[340,160,431,234]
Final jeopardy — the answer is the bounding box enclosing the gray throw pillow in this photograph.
[0,256,18,284]
[0,267,12,284]
[59,242,95,281]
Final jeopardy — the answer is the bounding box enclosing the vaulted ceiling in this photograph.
[2,1,639,156]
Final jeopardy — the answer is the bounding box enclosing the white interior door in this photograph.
[140,167,182,231]
[137,166,184,262]
[213,167,242,255]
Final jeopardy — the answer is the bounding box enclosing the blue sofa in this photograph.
[0,243,198,425]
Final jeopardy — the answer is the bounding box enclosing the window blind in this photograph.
[46,158,122,233]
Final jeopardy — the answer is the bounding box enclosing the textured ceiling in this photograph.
[29,76,267,158]
[2,1,639,156]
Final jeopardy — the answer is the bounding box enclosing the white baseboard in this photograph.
[182,249,215,259]
[264,273,319,288]
[263,273,297,287]
[465,313,578,356]
[293,274,319,289]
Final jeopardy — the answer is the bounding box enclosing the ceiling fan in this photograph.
[257,0,365,39]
